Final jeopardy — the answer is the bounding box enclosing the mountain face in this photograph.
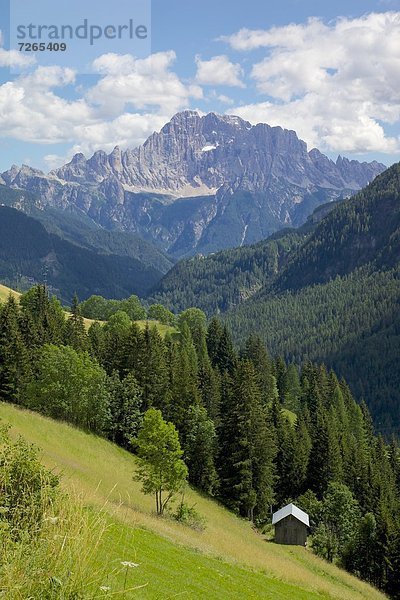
[1,112,385,258]
[156,162,400,315]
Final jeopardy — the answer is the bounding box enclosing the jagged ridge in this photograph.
[1,111,386,257]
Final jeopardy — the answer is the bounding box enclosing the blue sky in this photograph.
[0,0,400,171]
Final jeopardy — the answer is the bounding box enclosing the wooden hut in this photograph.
[272,503,309,546]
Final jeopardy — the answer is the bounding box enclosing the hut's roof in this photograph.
[272,503,309,527]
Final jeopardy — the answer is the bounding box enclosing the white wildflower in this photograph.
[121,561,139,568]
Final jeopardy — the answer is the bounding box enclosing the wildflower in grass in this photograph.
[121,560,139,593]
[45,516,59,524]
[121,561,139,568]
[100,585,111,591]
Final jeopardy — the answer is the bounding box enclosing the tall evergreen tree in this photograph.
[135,324,169,413]
[107,371,143,448]
[281,363,302,412]
[218,360,275,521]
[64,294,88,352]
[307,401,333,498]
[168,323,200,432]
[88,321,105,364]
[206,317,223,367]
[102,311,131,375]
[242,334,276,405]
[0,296,30,403]
[183,404,219,495]
[20,285,65,345]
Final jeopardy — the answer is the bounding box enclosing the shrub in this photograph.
[172,496,206,532]
[0,422,116,598]
[0,423,59,541]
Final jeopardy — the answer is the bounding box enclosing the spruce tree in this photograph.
[135,324,169,413]
[207,319,236,374]
[102,311,131,375]
[107,371,143,448]
[281,363,302,412]
[88,321,105,364]
[307,401,332,498]
[218,360,275,521]
[275,356,287,403]
[64,294,88,352]
[242,334,276,405]
[206,317,223,367]
[20,285,65,345]
[168,323,200,432]
[0,296,30,404]
[183,404,219,495]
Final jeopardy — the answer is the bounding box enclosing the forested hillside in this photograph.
[273,162,400,292]
[150,164,400,433]
[225,267,400,433]
[0,204,167,301]
[149,228,307,314]
[0,286,400,597]
[224,164,400,432]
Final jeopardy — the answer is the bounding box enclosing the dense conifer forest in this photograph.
[150,164,400,434]
[1,285,400,597]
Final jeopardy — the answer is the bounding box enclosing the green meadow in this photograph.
[0,402,385,599]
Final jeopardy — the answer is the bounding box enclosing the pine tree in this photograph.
[121,322,142,375]
[135,324,169,413]
[195,326,221,423]
[217,325,237,373]
[20,285,65,345]
[107,371,143,448]
[281,363,302,412]
[88,321,105,364]
[178,307,207,354]
[102,311,131,375]
[387,524,400,598]
[206,317,223,367]
[242,334,276,405]
[275,356,287,403]
[218,360,275,521]
[64,294,88,352]
[168,323,200,432]
[0,296,30,403]
[293,414,312,496]
[198,361,221,425]
[307,402,332,498]
[207,319,236,374]
[183,404,219,495]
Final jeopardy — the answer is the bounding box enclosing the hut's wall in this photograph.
[275,514,307,546]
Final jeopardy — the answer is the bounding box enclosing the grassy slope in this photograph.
[0,403,385,600]
[0,284,20,302]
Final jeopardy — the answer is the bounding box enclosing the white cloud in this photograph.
[217,94,234,105]
[224,12,400,154]
[0,67,93,145]
[0,48,36,69]
[207,89,234,106]
[195,55,244,87]
[0,29,36,68]
[0,51,203,168]
[88,51,203,116]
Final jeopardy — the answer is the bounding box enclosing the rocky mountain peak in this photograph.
[1,111,387,258]
[70,153,86,164]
